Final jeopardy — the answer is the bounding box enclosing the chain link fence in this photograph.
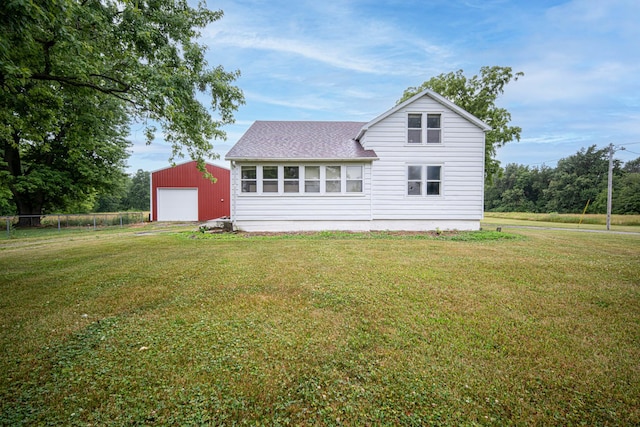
[3,212,148,237]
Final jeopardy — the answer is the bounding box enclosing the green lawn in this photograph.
[1,227,639,425]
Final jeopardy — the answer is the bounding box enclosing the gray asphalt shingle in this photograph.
[225,121,377,160]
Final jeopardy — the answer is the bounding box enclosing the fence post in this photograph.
[120,213,123,227]
[58,215,61,232]
[5,217,9,238]
[93,215,96,230]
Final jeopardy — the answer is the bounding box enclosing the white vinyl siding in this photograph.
[362,95,485,220]
[232,163,372,223]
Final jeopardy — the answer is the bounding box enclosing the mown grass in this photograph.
[1,228,639,425]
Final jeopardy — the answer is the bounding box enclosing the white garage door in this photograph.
[157,188,198,221]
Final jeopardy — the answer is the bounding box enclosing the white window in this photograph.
[346,166,363,193]
[407,165,422,195]
[426,165,442,195]
[407,113,442,144]
[325,166,341,193]
[407,165,442,196]
[304,166,320,193]
[408,113,422,143]
[241,166,256,193]
[240,165,366,195]
[262,166,279,193]
[284,166,300,193]
[427,114,441,143]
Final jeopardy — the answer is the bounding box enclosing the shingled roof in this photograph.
[225,121,377,161]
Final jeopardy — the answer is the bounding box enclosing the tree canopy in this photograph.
[399,66,523,181]
[1,0,244,223]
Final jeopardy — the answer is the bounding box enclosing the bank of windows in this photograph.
[407,165,442,196]
[241,165,363,194]
[407,113,441,144]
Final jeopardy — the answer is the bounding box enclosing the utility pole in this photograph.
[607,144,613,231]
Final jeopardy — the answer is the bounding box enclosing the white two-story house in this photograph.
[225,89,491,232]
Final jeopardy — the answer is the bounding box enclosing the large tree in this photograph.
[1,0,243,224]
[399,66,523,181]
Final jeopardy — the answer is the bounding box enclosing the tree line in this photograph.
[485,145,640,214]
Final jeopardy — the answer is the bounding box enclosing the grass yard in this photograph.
[1,227,639,425]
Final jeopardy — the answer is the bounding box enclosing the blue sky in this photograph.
[127,0,640,173]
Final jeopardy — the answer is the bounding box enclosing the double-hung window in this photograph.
[304,166,320,193]
[284,166,300,193]
[241,166,257,193]
[262,166,279,193]
[408,113,422,143]
[426,165,442,195]
[407,165,442,196]
[407,165,422,195]
[427,114,441,143]
[325,166,341,193]
[346,166,363,193]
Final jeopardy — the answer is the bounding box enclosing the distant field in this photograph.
[1,227,639,425]
[484,212,640,232]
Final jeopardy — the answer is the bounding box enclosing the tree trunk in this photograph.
[3,133,44,227]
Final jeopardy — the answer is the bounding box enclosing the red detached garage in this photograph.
[150,161,230,222]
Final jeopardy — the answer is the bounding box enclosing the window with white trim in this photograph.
[346,166,363,193]
[426,165,442,195]
[407,113,442,144]
[239,165,365,195]
[408,113,422,143]
[407,165,422,195]
[304,166,320,193]
[241,166,257,193]
[284,166,300,193]
[407,165,442,196]
[427,114,441,143]
[262,165,279,193]
[325,166,341,193]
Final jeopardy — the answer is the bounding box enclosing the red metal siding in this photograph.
[151,161,230,221]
